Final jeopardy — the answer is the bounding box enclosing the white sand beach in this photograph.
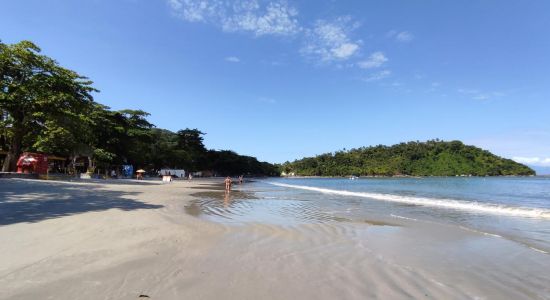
[1,178,549,300]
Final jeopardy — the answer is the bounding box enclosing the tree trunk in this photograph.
[1,128,23,172]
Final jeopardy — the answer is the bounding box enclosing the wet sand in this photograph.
[0,178,549,299]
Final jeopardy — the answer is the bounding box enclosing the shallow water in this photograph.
[184,178,550,299]
[187,177,550,254]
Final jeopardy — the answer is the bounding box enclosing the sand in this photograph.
[1,178,549,300]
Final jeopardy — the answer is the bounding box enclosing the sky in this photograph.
[1,0,550,170]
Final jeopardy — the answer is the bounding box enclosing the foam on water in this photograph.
[268,182,550,220]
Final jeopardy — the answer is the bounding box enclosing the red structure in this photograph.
[17,152,49,174]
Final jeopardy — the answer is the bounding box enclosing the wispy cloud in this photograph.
[258,96,277,104]
[169,1,393,72]
[363,70,391,82]
[387,30,414,42]
[396,31,414,42]
[301,16,361,62]
[458,88,505,100]
[225,56,241,62]
[513,157,550,167]
[169,0,301,36]
[466,130,550,165]
[358,51,388,69]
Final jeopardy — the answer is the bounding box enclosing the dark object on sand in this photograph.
[138,295,150,298]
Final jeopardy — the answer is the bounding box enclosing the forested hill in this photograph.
[0,40,278,176]
[282,140,535,176]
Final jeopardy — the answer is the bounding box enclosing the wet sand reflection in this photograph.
[185,188,401,227]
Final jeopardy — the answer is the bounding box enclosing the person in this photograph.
[239,175,244,184]
[224,176,232,191]
[111,170,116,178]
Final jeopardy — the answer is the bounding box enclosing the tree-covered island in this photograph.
[281,140,535,177]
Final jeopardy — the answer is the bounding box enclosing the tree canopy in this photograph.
[0,40,96,171]
[282,140,535,177]
[0,40,277,176]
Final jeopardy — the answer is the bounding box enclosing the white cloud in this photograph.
[513,157,550,167]
[225,56,240,62]
[169,0,301,36]
[363,70,391,82]
[358,51,388,69]
[301,17,361,62]
[396,31,414,42]
[472,94,490,100]
[457,88,479,94]
[332,43,359,59]
[466,131,550,167]
[168,0,224,22]
[387,30,414,42]
[458,88,505,100]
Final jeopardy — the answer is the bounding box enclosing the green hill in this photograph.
[282,140,535,177]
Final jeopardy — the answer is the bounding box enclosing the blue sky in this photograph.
[2,0,550,169]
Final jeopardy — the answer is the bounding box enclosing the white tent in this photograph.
[159,169,186,178]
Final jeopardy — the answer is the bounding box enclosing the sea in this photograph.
[189,176,550,254]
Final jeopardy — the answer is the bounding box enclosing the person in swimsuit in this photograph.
[224,176,232,191]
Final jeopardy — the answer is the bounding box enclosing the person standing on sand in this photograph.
[239,175,243,184]
[224,176,232,191]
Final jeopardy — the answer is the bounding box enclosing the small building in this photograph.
[17,152,48,174]
[159,169,185,178]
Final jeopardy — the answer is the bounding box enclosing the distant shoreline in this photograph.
[280,174,539,179]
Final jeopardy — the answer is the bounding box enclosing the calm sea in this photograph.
[193,177,550,253]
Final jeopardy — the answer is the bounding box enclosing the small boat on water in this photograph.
[349,175,358,180]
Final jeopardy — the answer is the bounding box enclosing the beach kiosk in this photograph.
[162,174,172,182]
[16,152,48,174]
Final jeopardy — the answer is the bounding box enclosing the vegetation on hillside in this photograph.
[281,140,535,176]
[0,40,278,176]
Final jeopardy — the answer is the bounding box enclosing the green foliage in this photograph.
[283,140,535,177]
[142,129,278,176]
[0,40,278,176]
[206,150,279,176]
[0,40,96,171]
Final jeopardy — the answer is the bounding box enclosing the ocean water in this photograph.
[190,177,550,253]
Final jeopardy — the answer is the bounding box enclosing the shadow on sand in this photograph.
[0,179,162,226]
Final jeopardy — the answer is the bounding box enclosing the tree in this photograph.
[0,40,96,171]
[0,40,279,177]
[176,128,207,171]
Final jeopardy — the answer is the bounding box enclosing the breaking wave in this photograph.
[267,182,550,220]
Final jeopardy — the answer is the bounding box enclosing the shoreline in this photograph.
[1,178,549,299]
[280,174,539,178]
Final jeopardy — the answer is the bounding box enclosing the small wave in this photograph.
[529,246,549,254]
[267,182,550,220]
[390,214,419,221]
[458,226,502,238]
[458,226,550,254]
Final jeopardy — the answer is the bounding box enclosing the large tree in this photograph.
[0,40,96,171]
[176,128,207,171]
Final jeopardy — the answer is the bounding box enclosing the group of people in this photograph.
[224,175,244,191]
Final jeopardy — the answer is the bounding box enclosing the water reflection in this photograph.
[185,188,399,226]
[224,190,230,208]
